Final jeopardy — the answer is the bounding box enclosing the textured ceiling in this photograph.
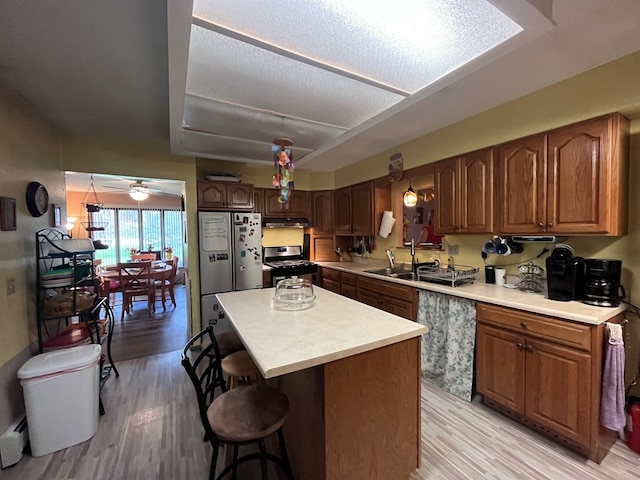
[1,1,640,175]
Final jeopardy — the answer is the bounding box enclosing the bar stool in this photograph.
[182,327,294,480]
[222,350,262,389]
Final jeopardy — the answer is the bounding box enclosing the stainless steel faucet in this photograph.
[385,249,395,270]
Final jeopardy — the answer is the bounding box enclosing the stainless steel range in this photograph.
[264,245,318,285]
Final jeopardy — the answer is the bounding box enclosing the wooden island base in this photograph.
[277,337,421,480]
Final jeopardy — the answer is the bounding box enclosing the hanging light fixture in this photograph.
[128,180,150,201]
[403,178,418,206]
[271,137,295,209]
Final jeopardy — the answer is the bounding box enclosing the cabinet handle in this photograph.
[520,321,527,329]
[516,343,525,350]
[547,223,554,227]
[537,222,544,228]
[525,344,533,352]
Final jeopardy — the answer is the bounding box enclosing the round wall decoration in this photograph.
[26,181,49,217]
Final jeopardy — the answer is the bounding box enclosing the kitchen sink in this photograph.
[365,269,417,281]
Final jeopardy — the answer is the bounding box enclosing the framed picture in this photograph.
[51,203,61,227]
[0,197,16,231]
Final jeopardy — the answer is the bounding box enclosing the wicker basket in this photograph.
[45,292,94,317]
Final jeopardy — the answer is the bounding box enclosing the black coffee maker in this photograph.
[546,245,585,301]
[582,259,625,307]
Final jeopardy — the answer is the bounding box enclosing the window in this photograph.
[89,207,184,266]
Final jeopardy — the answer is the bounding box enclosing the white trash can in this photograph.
[17,344,101,456]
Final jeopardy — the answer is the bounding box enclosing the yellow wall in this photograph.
[0,82,66,366]
[262,228,304,248]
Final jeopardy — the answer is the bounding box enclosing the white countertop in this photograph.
[216,287,427,379]
[317,261,625,325]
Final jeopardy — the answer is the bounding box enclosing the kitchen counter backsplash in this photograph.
[316,260,625,325]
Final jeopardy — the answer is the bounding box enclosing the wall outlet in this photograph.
[448,244,459,255]
[6,278,15,296]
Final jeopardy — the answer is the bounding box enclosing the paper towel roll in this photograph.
[378,211,396,238]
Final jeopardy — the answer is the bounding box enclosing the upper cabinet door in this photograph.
[286,190,309,218]
[547,116,613,234]
[198,181,254,210]
[334,187,352,234]
[225,184,254,210]
[460,148,494,233]
[434,157,460,234]
[351,182,374,235]
[253,188,264,214]
[498,134,547,235]
[198,181,226,209]
[313,190,334,234]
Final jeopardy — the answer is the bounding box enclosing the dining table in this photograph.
[101,261,173,311]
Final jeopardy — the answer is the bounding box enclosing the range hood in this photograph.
[263,217,311,228]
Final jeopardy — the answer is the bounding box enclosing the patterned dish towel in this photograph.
[600,322,625,431]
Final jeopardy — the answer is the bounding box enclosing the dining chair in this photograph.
[154,256,179,310]
[117,261,155,321]
[181,326,294,480]
[132,253,157,262]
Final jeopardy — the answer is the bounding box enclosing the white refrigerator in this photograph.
[198,211,262,333]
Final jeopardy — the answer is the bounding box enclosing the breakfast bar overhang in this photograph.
[216,287,428,480]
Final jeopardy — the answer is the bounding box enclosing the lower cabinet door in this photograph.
[382,297,413,320]
[341,284,357,300]
[322,278,340,294]
[525,338,592,445]
[356,289,380,309]
[476,324,526,414]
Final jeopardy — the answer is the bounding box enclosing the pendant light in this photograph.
[403,179,418,206]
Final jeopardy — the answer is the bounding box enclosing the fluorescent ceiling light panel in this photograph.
[192,0,522,94]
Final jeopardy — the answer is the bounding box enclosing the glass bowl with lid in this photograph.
[273,276,315,310]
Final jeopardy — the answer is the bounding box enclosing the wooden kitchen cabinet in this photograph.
[319,267,340,294]
[333,181,391,236]
[334,187,352,234]
[357,275,417,321]
[498,113,629,235]
[197,181,254,211]
[253,187,264,215]
[263,189,309,218]
[476,303,620,462]
[340,272,358,300]
[312,190,334,234]
[319,267,417,321]
[434,148,494,235]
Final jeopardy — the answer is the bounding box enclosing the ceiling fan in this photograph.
[104,179,181,200]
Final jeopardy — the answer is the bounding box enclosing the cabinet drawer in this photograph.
[357,276,413,302]
[321,267,340,282]
[341,272,357,286]
[476,303,592,352]
[322,278,340,294]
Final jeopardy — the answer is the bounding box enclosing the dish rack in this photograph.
[416,263,479,287]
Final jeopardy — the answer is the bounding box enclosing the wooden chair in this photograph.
[132,253,157,262]
[181,327,294,480]
[117,261,155,321]
[154,256,179,310]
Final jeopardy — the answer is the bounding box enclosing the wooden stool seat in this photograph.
[207,384,288,443]
[203,331,245,358]
[222,350,261,389]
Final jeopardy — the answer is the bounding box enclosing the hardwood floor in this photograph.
[108,285,188,362]
[5,344,639,479]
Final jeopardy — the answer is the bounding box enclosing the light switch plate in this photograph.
[448,244,459,255]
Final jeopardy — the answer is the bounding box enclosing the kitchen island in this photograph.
[216,287,428,480]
